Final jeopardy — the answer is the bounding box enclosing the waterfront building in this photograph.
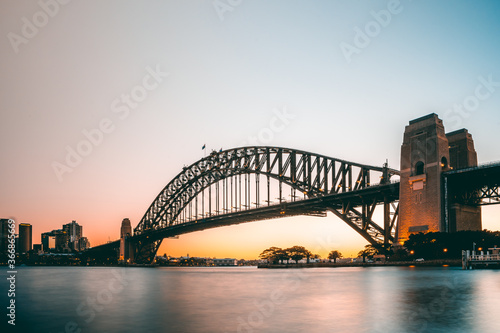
[41,232,56,252]
[33,244,42,254]
[54,229,70,252]
[18,223,32,253]
[63,220,83,250]
[78,236,91,251]
[213,258,238,266]
[41,229,69,252]
[0,219,10,255]
[41,220,90,253]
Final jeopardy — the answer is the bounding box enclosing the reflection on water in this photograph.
[401,268,474,333]
[1,266,499,332]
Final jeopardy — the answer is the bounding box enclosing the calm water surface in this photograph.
[1,266,500,332]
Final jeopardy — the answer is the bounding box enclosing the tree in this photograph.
[275,248,290,264]
[357,245,378,263]
[404,230,500,260]
[259,247,282,264]
[305,250,313,263]
[328,250,343,263]
[285,246,310,264]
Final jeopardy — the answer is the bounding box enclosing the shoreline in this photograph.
[257,259,462,268]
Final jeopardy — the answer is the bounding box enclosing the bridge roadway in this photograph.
[86,181,400,255]
[444,162,500,205]
[85,162,500,260]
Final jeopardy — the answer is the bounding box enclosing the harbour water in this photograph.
[2,266,500,332]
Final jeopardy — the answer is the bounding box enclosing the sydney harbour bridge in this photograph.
[85,114,500,264]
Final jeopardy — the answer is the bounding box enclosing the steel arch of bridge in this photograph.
[133,147,400,263]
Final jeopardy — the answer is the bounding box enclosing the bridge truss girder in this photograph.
[456,184,500,206]
[327,199,399,248]
[131,147,399,263]
[444,163,500,207]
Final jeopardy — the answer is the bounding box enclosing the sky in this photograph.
[1,0,500,259]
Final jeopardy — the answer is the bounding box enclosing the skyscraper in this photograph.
[18,223,32,253]
[78,237,91,251]
[63,220,82,250]
[41,220,89,253]
[0,219,10,255]
[41,232,57,252]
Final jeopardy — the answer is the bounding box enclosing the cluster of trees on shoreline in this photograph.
[259,230,500,264]
[259,246,346,264]
[403,230,500,260]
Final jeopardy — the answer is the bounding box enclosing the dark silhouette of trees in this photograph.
[259,247,282,264]
[357,245,378,263]
[286,246,309,264]
[328,250,343,263]
[404,230,500,260]
[275,248,290,264]
[259,246,314,264]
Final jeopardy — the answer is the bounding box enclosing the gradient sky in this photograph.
[1,0,500,259]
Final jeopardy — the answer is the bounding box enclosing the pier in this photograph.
[462,247,500,269]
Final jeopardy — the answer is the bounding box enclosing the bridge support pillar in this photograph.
[119,218,135,263]
[383,197,390,246]
[397,114,482,244]
[445,129,482,232]
[398,114,450,244]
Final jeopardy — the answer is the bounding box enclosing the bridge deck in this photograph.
[88,182,400,254]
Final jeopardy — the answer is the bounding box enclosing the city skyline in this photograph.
[2,1,500,259]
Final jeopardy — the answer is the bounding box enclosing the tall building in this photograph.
[41,220,90,253]
[76,236,90,251]
[33,244,42,253]
[18,223,32,254]
[41,229,69,252]
[397,114,481,244]
[42,232,57,252]
[0,219,10,255]
[63,220,83,250]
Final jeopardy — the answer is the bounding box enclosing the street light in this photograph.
[443,248,448,253]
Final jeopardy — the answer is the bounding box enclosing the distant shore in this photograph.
[258,259,462,268]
